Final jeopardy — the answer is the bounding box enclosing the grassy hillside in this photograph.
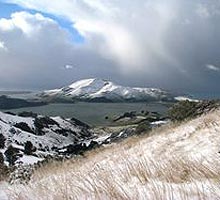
[7,108,220,199]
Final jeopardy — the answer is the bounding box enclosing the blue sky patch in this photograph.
[0,1,84,43]
[41,12,85,43]
[0,1,23,17]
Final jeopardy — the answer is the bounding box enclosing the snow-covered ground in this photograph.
[0,183,8,200]
[174,96,200,102]
[6,109,220,199]
[0,111,93,166]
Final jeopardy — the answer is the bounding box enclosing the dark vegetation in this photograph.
[18,111,38,118]
[42,94,176,103]
[0,134,6,149]
[70,117,90,129]
[5,145,20,166]
[0,95,47,109]
[168,100,220,122]
[24,141,36,155]
[114,111,136,122]
[34,116,59,135]
[14,122,34,134]
[0,152,9,181]
[136,122,151,134]
[64,141,99,155]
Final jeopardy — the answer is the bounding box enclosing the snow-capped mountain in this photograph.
[0,111,93,165]
[39,78,175,102]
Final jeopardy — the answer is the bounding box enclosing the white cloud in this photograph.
[206,64,220,72]
[0,40,7,51]
[64,64,74,69]
[1,1,220,92]
[0,11,117,89]
[6,0,218,75]
[0,18,14,31]
[2,0,179,73]
[0,11,55,36]
[196,4,211,18]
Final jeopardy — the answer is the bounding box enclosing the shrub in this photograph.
[0,152,4,164]
[136,122,151,134]
[24,141,36,155]
[114,111,136,122]
[0,134,6,149]
[168,101,198,121]
[0,152,8,181]
[34,117,59,135]
[145,111,150,115]
[18,111,37,118]
[14,122,34,133]
[168,100,220,122]
[9,128,17,135]
[5,145,20,166]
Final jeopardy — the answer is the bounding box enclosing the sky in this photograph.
[0,0,220,94]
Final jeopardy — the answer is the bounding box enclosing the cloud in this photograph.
[0,40,7,51]
[206,64,220,71]
[1,1,220,93]
[1,0,179,72]
[196,4,211,18]
[0,11,118,89]
[64,64,74,69]
[0,11,55,35]
[4,1,220,73]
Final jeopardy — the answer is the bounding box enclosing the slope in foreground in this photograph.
[7,108,220,199]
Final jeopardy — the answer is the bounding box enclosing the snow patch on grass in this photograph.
[17,155,43,165]
[7,109,220,199]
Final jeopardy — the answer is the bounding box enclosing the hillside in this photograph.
[6,108,220,199]
[0,111,93,166]
[0,95,46,109]
[39,78,175,102]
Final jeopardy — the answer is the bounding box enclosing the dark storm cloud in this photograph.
[0,12,119,89]
[0,0,220,94]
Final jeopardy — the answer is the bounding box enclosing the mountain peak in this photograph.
[68,78,110,89]
[41,78,175,102]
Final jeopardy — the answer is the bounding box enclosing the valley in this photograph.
[0,79,217,200]
[2,100,220,199]
[1,0,219,198]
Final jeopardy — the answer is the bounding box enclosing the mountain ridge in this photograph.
[39,78,175,102]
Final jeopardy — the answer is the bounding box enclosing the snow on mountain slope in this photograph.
[8,109,220,199]
[40,78,174,102]
[0,111,93,165]
[0,112,34,129]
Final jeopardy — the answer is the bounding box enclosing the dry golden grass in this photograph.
[7,109,220,200]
